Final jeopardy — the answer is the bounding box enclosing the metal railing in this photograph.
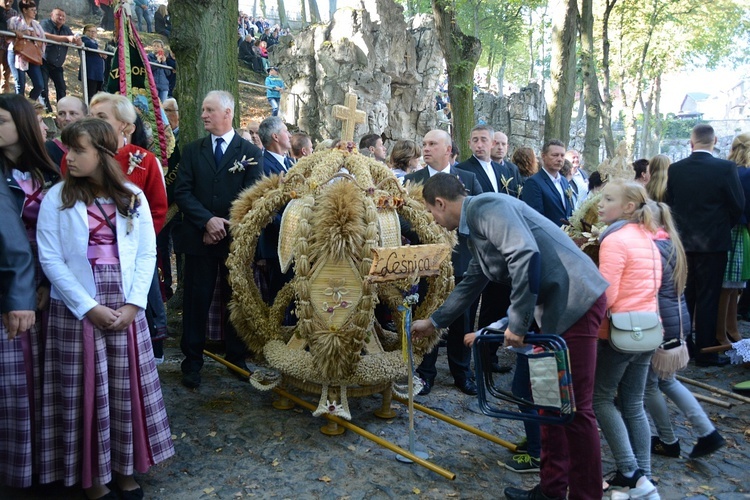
[0,29,301,125]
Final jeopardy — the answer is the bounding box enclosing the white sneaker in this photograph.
[629,476,659,499]
[154,356,165,365]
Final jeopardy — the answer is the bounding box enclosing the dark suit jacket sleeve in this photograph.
[0,181,36,313]
[242,143,264,188]
[521,175,544,214]
[469,174,483,196]
[726,164,745,226]
[174,139,215,230]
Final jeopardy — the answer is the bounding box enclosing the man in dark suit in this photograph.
[458,125,521,197]
[257,116,293,307]
[174,90,263,389]
[489,130,523,197]
[405,129,483,396]
[456,126,522,349]
[0,179,36,338]
[666,124,745,366]
[521,139,574,227]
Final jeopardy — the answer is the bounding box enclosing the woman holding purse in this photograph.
[594,179,662,499]
[7,1,45,100]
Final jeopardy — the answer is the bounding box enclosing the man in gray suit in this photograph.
[411,174,608,500]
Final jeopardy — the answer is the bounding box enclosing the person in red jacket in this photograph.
[61,92,169,364]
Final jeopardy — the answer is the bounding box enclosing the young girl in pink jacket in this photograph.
[594,180,662,500]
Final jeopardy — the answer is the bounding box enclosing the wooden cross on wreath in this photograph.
[333,92,366,143]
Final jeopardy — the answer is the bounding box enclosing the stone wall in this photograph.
[270,0,442,146]
[474,83,546,154]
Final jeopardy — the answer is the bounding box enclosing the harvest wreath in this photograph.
[226,145,454,418]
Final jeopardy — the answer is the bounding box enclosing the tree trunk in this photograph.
[652,73,663,155]
[431,0,482,158]
[580,0,602,169]
[486,46,495,90]
[600,0,617,158]
[171,0,240,145]
[278,0,289,28]
[639,91,653,159]
[544,0,577,146]
[329,0,337,20]
[253,0,258,18]
[527,10,534,83]
[300,0,307,26]
[260,0,267,18]
[309,0,322,24]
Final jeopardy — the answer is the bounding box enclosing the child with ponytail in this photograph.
[644,201,726,460]
[594,179,661,499]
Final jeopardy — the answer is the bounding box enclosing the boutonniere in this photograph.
[500,174,514,195]
[565,187,574,200]
[229,155,257,174]
[127,150,146,175]
[126,194,140,235]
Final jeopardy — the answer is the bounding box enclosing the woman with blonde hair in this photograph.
[646,154,670,202]
[717,132,750,345]
[389,139,421,178]
[595,179,662,499]
[154,4,171,37]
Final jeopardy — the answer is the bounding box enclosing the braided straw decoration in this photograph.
[228,146,453,389]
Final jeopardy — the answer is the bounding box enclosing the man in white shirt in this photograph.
[565,149,589,203]
[521,139,574,226]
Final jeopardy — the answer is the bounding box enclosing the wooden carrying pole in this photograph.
[391,394,517,451]
[690,392,732,409]
[203,350,456,480]
[676,375,750,405]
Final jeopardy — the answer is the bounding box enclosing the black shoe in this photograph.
[492,362,513,373]
[505,484,560,500]
[418,379,432,396]
[181,371,201,389]
[651,436,680,457]
[120,487,144,500]
[695,354,731,367]
[604,469,658,498]
[689,430,726,459]
[455,379,478,396]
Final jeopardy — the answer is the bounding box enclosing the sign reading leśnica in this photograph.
[367,244,452,283]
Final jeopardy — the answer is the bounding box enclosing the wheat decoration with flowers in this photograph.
[226,144,454,420]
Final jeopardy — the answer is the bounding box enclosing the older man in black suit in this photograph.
[174,90,263,388]
[666,124,745,366]
[404,129,483,396]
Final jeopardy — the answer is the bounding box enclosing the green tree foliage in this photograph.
[606,0,749,156]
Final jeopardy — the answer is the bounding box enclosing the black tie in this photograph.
[214,137,224,167]
[284,156,292,171]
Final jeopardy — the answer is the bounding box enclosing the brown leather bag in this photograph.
[14,36,42,66]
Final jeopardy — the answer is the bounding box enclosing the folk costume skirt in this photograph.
[0,241,44,488]
[39,264,174,488]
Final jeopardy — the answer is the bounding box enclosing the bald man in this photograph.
[45,95,87,167]
[403,129,483,396]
